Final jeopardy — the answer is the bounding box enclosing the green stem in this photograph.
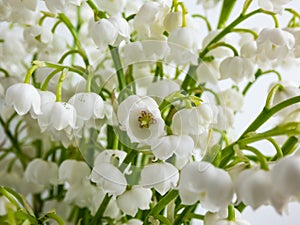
[207,42,239,56]
[142,190,178,225]
[86,65,93,92]
[192,14,212,31]
[24,65,39,83]
[242,145,269,170]
[174,205,197,225]
[267,137,283,159]
[58,49,89,66]
[109,45,126,91]
[0,68,10,77]
[41,213,65,225]
[227,204,236,221]
[153,61,163,82]
[177,2,187,27]
[217,0,237,29]
[242,0,253,14]
[56,69,68,102]
[231,28,258,39]
[41,68,61,91]
[240,95,300,137]
[91,194,112,225]
[285,8,300,19]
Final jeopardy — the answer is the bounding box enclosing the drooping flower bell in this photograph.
[178,161,234,212]
[5,83,41,118]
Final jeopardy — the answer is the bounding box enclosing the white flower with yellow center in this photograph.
[117,95,165,146]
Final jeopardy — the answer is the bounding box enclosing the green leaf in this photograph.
[218,0,237,28]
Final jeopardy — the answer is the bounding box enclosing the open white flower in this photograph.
[117,187,152,216]
[117,95,165,146]
[24,159,58,187]
[140,162,179,195]
[5,83,41,117]
[59,160,91,185]
[68,92,105,129]
[151,135,194,160]
[178,161,233,212]
[219,56,255,83]
[204,209,251,225]
[235,168,272,210]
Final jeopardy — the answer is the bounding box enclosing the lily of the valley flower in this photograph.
[219,56,255,83]
[5,83,41,117]
[140,162,179,195]
[151,135,194,160]
[68,92,105,129]
[90,150,127,196]
[270,156,300,214]
[235,168,272,210]
[256,28,295,61]
[24,158,58,187]
[117,187,152,216]
[178,161,234,212]
[58,160,91,185]
[94,0,127,15]
[36,90,56,131]
[117,95,165,146]
[258,0,292,13]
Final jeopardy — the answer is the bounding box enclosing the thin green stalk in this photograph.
[58,49,89,66]
[56,69,68,102]
[192,14,212,31]
[174,205,197,225]
[267,137,283,159]
[227,205,235,221]
[142,190,178,225]
[240,95,300,137]
[231,28,258,39]
[24,65,39,83]
[91,194,112,225]
[207,42,239,56]
[285,8,300,19]
[109,45,126,91]
[0,68,9,77]
[242,145,269,170]
[41,69,61,91]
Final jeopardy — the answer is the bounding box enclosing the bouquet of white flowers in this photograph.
[0,0,300,224]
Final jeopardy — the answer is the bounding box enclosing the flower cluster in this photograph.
[0,0,300,225]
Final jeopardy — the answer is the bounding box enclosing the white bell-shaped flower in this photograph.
[219,56,255,83]
[151,135,194,160]
[178,161,234,212]
[196,0,221,9]
[163,12,182,33]
[117,95,165,146]
[235,168,272,210]
[36,90,56,131]
[256,28,295,61]
[44,101,77,131]
[123,41,146,66]
[90,150,127,196]
[167,27,199,65]
[23,26,53,50]
[221,88,244,112]
[140,162,179,195]
[108,16,130,46]
[90,18,118,48]
[64,181,103,215]
[5,83,41,117]
[204,209,252,225]
[117,187,152,216]
[270,156,300,213]
[24,159,58,186]
[258,0,291,13]
[133,1,169,39]
[196,61,219,85]
[68,92,105,129]
[171,103,214,136]
[141,40,170,62]
[147,79,180,102]
[94,0,127,15]
[59,160,91,185]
